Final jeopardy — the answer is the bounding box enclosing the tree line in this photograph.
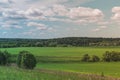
[82,51,120,62]
[0,50,36,69]
[0,50,120,69]
[0,37,120,48]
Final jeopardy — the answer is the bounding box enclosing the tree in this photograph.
[3,50,11,64]
[0,51,6,65]
[91,55,100,62]
[17,51,37,69]
[102,51,120,62]
[0,50,11,65]
[102,51,111,62]
[81,54,90,62]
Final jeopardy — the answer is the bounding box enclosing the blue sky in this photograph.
[0,0,120,39]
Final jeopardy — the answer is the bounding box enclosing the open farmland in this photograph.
[37,62,120,77]
[1,47,120,57]
[0,66,119,80]
[0,47,120,78]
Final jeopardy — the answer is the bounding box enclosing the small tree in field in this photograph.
[3,50,11,64]
[91,55,100,62]
[81,54,90,62]
[0,50,11,65]
[17,51,36,69]
[0,51,6,65]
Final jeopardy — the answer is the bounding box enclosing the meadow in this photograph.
[0,66,118,80]
[1,47,120,57]
[37,62,120,77]
[0,47,120,79]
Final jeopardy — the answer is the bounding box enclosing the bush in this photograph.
[91,55,100,62]
[81,54,90,62]
[0,51,6,65]
[17,51,37,69]
[102,51,111,62]
[0,50,11,65]
[3,50,11,64]
[103,51,120,62]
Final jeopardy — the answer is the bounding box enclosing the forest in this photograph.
[0,37,120,48]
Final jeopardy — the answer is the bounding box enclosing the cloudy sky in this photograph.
[0,0,120,38]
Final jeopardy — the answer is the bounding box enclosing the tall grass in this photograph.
[0,66,119,80]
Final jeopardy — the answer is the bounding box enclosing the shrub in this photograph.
[103,51,120,62]
[3,50,11,64]
[91,55,100,62]
[81,54,90,62]
[0,50,11,65]
[0,51,6,65]
[17,51,37,69]
[102,51,111,62]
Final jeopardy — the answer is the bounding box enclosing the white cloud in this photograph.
[92,26,107,32]
[92,28,100,32]
[24,5,104,24]
[5,20,19,25]
[2,8,26,19]
[13,26,22,29]
[25,7,52,20]
[27,22,47,30]
[22,31,35,36]
[0,20,22,29]
[11,0,93,9]
[52,5,68,16]
[0,2,104,25]
[0,0,105,33]
[111,7,120,23]
[0,0,13,4]
[1,24,22,29]
[68,7,104,23]
[100,26,107,29]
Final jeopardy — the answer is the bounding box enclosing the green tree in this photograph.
[91,55,100,62]
[102,51,111,62]
[81,54,90,62]
[17,51,37,69]
[0,51,6,65]
[3,50,11,64]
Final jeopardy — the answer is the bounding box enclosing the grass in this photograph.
[1,47,120,57]
[0,66,119,80]
[0,47,120,79]
[37,62,120,77]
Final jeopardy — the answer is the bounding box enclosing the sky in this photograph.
[0,0,120,39]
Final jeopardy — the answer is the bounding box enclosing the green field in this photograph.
[37,62,120,77]
[1,47,120,57]
[0,47,120,79]
[0,66,115,80]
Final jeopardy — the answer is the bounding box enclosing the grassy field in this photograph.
[1,47,120,57]
[0,66,118,80]
[37,62,120,77]
[0,47,120,79]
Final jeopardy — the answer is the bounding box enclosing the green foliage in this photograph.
[91,55,100,62]
[3,50,11,64]
[81,54,100,62]
[0,37,120,48]
[17,51,24,67]
[0,51,6,65]
[0,50,11,65]
[103,51,120,62]
[17,51,37,69]
[81,54,90,62]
